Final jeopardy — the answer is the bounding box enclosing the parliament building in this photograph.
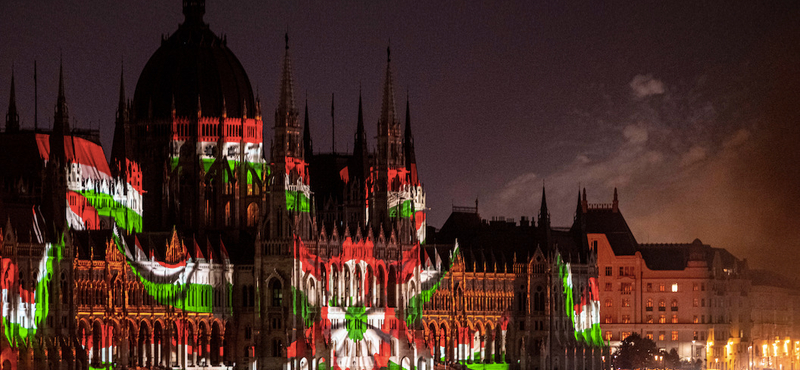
[0,2,689,370]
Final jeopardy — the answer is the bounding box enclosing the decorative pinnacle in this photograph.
[285,32,289,50]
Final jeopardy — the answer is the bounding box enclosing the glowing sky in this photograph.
[1,1,799,277]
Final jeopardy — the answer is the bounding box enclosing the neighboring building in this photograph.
[423,190,608,370]
[748,270,800,370]
[589,189,800,370]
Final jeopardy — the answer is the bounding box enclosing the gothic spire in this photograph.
[303,99,312,160]
[539,185,549,223]
[5,67,19,132]
[54,59,69,135]
[111,65,129,173]
[355,90,365,146]
[277,32,297,122]
[352,91,368,180]
[403,94,418,183]
[116,64,127,122]
[379,46,397,132]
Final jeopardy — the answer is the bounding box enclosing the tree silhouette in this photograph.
[663,348,681,369]
[613,333,657,369]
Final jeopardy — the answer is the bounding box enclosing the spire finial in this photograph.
[54,56,69,134]
[387,44,391,63]
[303,98,312,159]
[6,64,19,132]
[116,61,127,121]
[285,32,289,50]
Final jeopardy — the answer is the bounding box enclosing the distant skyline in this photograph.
[1,1,799,277]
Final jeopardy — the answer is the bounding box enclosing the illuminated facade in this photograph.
[421,191,608,370]
[591,189,800,370]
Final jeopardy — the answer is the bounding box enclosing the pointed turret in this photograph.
[54,60,69,135]
[380,46,397,129]
[403,94,418,185]
[582,187,588,213]
[269,33,308,240]
[272,33,301,161]
[111,66,129,174]
[574,190,583,222]
[5,67,19,132]
[373,46,404,230]
[377,45,403,170]
[612,187,619,212]
[303,99,313,160]
[538,186,550,227]
[116,65,127,121]
[277,33,296,124]
[351,91,369,184]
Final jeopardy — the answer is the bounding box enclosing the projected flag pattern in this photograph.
[288,235,447,370]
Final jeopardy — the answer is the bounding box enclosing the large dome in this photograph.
[133,1,255,120]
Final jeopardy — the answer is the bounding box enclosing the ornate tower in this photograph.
[5,68,19,132]
[372,46,404,232]
[267,34,312,241]
[111,66,130,176]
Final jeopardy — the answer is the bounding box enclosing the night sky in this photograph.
[2,1,799,278]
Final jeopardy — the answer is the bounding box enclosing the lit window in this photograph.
[605,300,612,308]
[604,331,612,341]
[694,316,699,324]
[604,315,613,324]
[659,283,665,292]
[659,300,666,311]
[693,283,699,291]
[672,283,678,292]
[659,315,666,324]
[646,332,653,340]
[622,315,631,324]
[647,315,653,324]
[671,331,679,341]
[672,314,678,323]
[646,299,654,311]
[622,299,630,307]
[658,331,665,341]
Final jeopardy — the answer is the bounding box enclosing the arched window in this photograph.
[355,266,362,305]
[605,299,613,308]
[659,299,666,311]
[534,285,545,312]
[344,265,351,304]
[646,299,653,311]
[320,264,328,306]
[671,299,678,311]
[377,266,385,307]
[246,203,259,227]
[271,280,283,307]
[366,265,374,307]
[387,266,397,308]
[331,265,339,306]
